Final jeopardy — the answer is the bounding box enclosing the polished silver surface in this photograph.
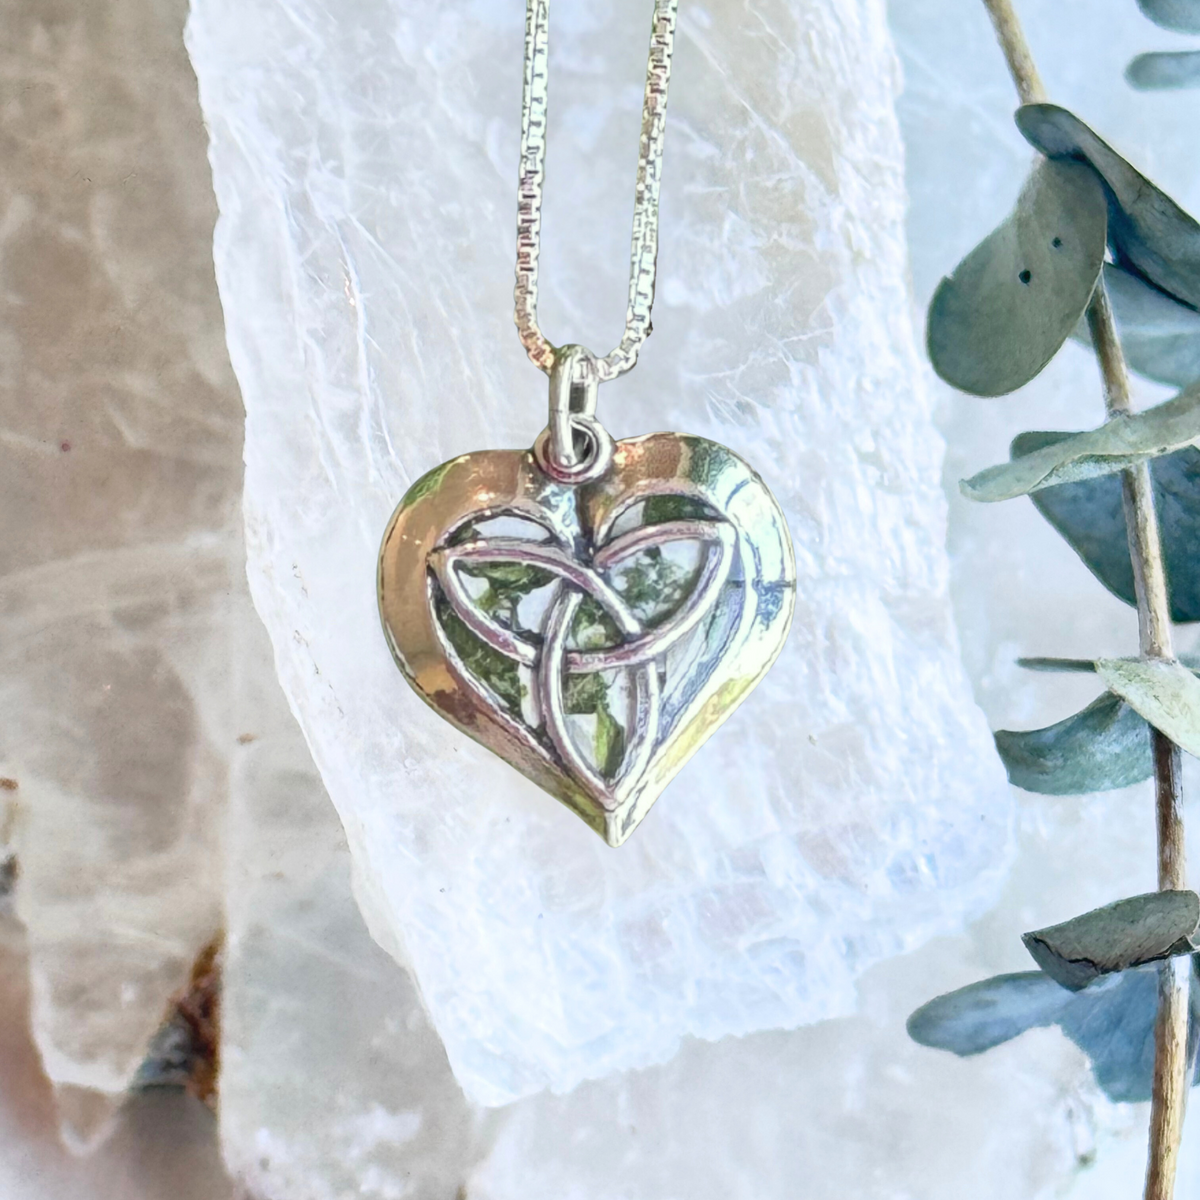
[380,0,793,847]
[379,431,796,845]
[535,345,614,483]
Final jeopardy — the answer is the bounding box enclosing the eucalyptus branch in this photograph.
[980,4,1188,1198]
[981,0,1046,105]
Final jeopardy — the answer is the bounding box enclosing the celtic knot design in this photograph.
[427,509,736,809]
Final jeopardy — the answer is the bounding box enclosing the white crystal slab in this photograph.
[188,0,1012,1104]
[219,636,1083,1200]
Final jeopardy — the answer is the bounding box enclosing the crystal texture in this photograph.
[221,616,475,1198]
[206,0,1200,1193]
[0,0,241,1148]
[0,911,232,1199]
[188,0,1011,1103]
[218,692,1100,1200]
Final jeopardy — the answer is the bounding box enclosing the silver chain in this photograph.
[514,0,679,386]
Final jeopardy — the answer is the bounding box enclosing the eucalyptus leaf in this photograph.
[995,692,1152,795]
[1059,964,1200,1102]
[1096,656,1200,756]
[1073,263,1200,389]
[1127,51,1200,91]
[1017,654,1200,672]
[1023,891,1200,990]
[1137,0,1200,34]
[1011,436,1200,623]
[907,972,1073,1056]
[909,962,1200,1103]
[1016,656,1099,673]
[926,158,1107,396]
[1016,104,1200,309]
[961,383,1200,502]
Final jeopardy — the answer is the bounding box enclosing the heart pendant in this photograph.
[378,430,795,846]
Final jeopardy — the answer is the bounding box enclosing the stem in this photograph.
[1084,216,1187,1200]
[980,0,1046,104]
[981,7,1189,1198]
[1084,287,1175,657]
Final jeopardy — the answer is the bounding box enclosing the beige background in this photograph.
[0,0,234,1191]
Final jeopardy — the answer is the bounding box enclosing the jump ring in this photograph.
[534,414,614,484]
[548,345,600,469]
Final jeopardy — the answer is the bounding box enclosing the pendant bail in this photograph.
[535,344,613,483]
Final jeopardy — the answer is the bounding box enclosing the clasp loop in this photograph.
[536,344,613,483]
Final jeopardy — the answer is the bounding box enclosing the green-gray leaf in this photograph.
[910,962,1200,1103]
[1016,656,1099,673]
[1017,655,1200,672]
[961,383,1200,502]
[995,692,1152,795]
[1012,435,1200,623]
[907,972,1073,1056]
[926,158,1107,397]
[1137,0,1200,34]
[1096,657,1200,757]
[1023,891,1200,990]
[1073,264,1200,389]
[1016,104,1200,310]
[1127,51,1200,91]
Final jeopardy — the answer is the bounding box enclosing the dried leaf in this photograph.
[926,158,1107,396]
[1137,0,1200,34]
[909,961,1200,1103]
[961,383,1200,502]
[1127,51,1200,91]
[131,937,222,1105]
[1096,656,1200,756]
[1016,104,1200,309]
[1012,436,1200,623]
[1074,263,1200,389]
[1023,891,1200,990]
[995,692,1152,795]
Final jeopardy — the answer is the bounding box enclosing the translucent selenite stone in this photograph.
[222,616,475,1197]
[0,0,241,1149]
[2,546,233,1149]
[219,660,1121,1200]
[188,0,1011,1104]
[0,913,232,1199]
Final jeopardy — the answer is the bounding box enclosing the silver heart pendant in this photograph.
[378,429,795,846]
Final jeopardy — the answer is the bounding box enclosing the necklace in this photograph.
[379,0,796,847]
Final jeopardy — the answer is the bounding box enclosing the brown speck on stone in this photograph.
[236,733,257,745]
[60,440,71,452]
[179,938,222,1106]
[0,778,17,791]
[0,855,18,897]
[134,936,223,1107]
